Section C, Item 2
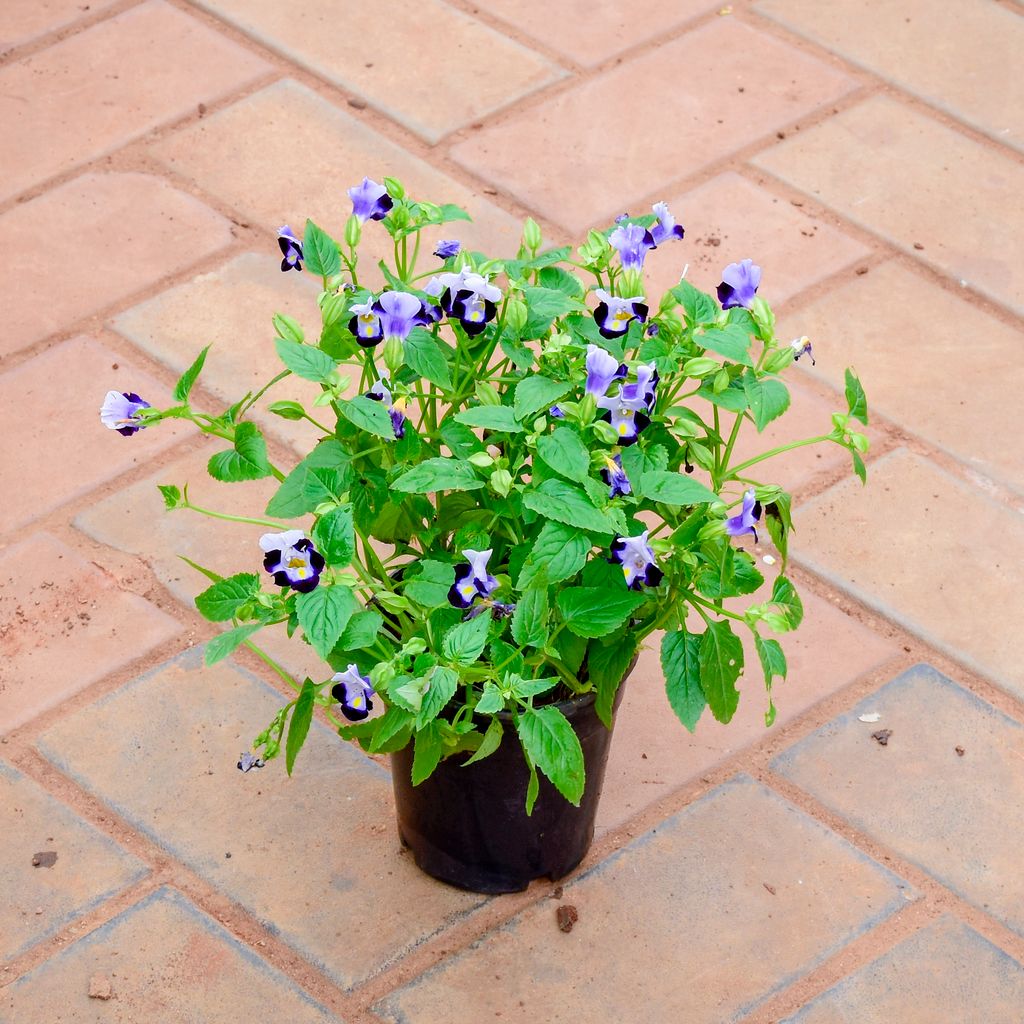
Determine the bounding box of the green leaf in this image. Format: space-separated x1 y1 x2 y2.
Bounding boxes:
619 444 668 482
392 457 484 494
285 679 316 776
500 335 535 371
439 420 484 459
516 706 585 806
556 587 645 638
436 202 472 224
442 613 490 666
463 717 504 766
661 630 705 732
265 441 352 518
591 634 639 729
404 560 455 608
195 573 260 622
312 505 355 567
636 470 719 506
697 377 749 413
274 338 338 383
670 280 719 326
511 585 549 648
417 667 458 727
366 705 414 753
517 521 591 591
695 324 753 365
844 368 868 425
743 373 791 432
513 376 571 421
204 622 263 666
296 585 357 660
404 327 452 389
699 620 743 724
172 345 210 402
267 400 306 421
536 427 590 483
522 285 582 337
303 218 341 278
411 721 444 785
337 395 396 438
537 266 585 299
475 682 505 715
522 479 615 536
158 484 183 509
453 405 523 433
755 634 787 687
525 763 540 815
334 609 383 653
851 448 867 484
207 423 272 482
771 576 804 631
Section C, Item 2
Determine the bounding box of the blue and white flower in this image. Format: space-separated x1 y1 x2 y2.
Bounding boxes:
610 531 663 590
331 664 376 721
618 361 658 411
596 385 650 444
348 299 384 347
277 225 304 272
366 378 407 439
448 548 498 610
592 289 648 340
436 269 502 337
375 290 429 344
791 336 815 364
724 488 762 543
259 530 325 593
348 177 393 222
100 391 151 436
237 752 265 773
585 343 627 399
717 259 762 310
600 453 632 498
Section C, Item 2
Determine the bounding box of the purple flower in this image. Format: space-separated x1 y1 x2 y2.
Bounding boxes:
596 385 650 444
374 290 429 344
717 259 762 310
646 323 660 337
648 202 685 246
259 530 325 593
601 454 631 498
100 391 151 436
609 222 655 271
448 548 498 610
724 488 762 543
433 239 461 259
549 405 565 418
237 752 265 773
331 664 376 721
348 177 393 222
366 378 407 439
618 362 658 412
348 300 384 347
277 225 304 272
610 531 663 590
437 269 502 337
585 344 627 399
791 336 815 365
592 289 648 340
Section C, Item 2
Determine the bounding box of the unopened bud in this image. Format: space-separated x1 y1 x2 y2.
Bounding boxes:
750 296 775 338
505 296 528 333
762 347 795 374
272 312 304 344
490 468 513 497
682 356 720 378
522 217 542 252
592 419 619 444
468 451 495 469
383 336 405 376
383 177 405 201
344 214 362 249
475 382 501 407
579 393 597 424
712 368 730 393
389 205 410 230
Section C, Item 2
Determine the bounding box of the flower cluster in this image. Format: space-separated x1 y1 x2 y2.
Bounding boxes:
104 175 869 801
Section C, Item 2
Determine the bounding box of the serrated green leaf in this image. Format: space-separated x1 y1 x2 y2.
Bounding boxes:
274 338 338 383
439 419 484 459
453 405 523 433
511 585 548 648
392 457 484 494
303 218 341 278
522 479 615 536
207 422 272 482
516 706 585 806
536 427 590 483
513 376 571 421
637 470 719 506
416 666 458 727
442 613 490 666
590 634 638 729
463 716 504 766
525 762 540 815
844 368 868 425
285 679 316 776
296 585 357 660
204 622 263 666
404 560 456 608
851 448 867 484
522 285 583 337
157 484 183 509
312 505 354 567
699 620 743 724
556 587 645 638
367 705 415 753
771 575 804 630
537 266 585 299
265 441 352 518
475 681 505 715
195 572 260 622
742 372 790 431
695 324 753 365
404 327 452 389
411 721 444 785
662 629 705 732
332 609 383 654
671 280 719 326
517 521 591 591
173 345 210 402
754 634 787 687
337 395 396 438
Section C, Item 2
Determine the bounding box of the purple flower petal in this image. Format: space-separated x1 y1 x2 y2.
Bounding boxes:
724 488 761 542
609 222 655 271
259 530 324 591
331 664 376 721
609 531 661 590
648 202 685 247
100 390 151 435
433 239 461 259
717 259 762 310
347 177 393 222
277 225 304 272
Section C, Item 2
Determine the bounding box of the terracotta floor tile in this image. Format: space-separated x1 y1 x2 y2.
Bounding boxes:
0 0 119 50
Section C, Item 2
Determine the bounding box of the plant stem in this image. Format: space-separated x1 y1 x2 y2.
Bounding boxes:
184 503 293 530
726 434 834 476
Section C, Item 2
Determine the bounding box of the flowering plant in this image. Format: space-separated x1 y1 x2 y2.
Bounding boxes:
102 177 869 811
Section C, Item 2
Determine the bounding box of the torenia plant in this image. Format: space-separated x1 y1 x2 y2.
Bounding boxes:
101 177 869 811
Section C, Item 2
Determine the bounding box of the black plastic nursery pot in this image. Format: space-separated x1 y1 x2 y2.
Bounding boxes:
390 661 635 894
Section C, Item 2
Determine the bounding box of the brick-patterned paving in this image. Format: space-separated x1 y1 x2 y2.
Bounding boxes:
1 1 1022 1020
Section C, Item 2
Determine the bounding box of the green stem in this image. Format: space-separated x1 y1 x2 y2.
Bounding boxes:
183 503 293 530
726 434 834 477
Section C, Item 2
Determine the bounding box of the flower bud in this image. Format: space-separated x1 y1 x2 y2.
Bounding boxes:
712 368 730 393
850 431 870 454
750 296 776 339
383 177 405 200
490 468 513 496
578 393 597 424
344 214 362 249
762 347 795 374
389 204 410 230
682 356 720 378
475 381 501 407
504 296 528 334
401 638 427 657
522 217 543 252
263 739 280 759
687 441 714 470
272 312 304 344
468 451 495 468
592 419 619 444
697 519 726 541
383 336 405 376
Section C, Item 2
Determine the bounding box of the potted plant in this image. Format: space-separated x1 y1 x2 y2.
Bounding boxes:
101 176 869 894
